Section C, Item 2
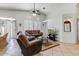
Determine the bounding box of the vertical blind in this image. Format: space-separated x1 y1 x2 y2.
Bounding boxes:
24 20 42 30
0 21 16 39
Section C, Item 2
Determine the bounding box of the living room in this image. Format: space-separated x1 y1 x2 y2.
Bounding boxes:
1 2 79 56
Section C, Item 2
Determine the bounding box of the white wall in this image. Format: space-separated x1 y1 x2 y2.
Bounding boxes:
47 3 77 43
0 10 46 38
0 11 26 34
41 22 48 36
62 14 77 43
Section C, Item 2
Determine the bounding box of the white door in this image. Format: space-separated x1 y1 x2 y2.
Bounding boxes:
77 19 79 42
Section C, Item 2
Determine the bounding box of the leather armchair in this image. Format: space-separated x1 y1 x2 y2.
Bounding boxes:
17 34 43 56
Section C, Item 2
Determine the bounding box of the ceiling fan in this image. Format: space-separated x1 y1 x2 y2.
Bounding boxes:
32 3 41 16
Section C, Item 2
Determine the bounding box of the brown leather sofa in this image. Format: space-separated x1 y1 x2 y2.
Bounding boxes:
17 34 43 56
25 30 43 37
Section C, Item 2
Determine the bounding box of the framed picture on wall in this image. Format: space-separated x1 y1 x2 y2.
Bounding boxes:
64 20 71 32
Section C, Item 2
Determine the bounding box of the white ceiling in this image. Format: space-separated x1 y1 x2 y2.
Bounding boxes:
0 3 64 15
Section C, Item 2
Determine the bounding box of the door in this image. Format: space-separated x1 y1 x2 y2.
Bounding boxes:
77 19 79 43
3 20 16 41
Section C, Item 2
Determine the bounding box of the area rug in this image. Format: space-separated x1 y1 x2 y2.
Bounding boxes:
41 40 60 51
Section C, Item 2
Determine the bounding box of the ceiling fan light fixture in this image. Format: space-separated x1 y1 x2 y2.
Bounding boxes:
32 13 36 16
32 3 40 16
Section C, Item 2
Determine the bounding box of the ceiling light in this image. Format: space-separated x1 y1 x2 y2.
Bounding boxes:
32 13 36 16
0 17 15 21
42 20 48 22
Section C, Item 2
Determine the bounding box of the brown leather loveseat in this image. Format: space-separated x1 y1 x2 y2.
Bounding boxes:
25 30 43 37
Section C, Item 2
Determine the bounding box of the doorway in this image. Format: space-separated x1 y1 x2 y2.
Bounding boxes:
0 18 16 41
4 20 16 39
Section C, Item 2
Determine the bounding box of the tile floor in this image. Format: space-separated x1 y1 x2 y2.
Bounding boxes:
0 39 23 56
1 39 79 56
35 43 79 56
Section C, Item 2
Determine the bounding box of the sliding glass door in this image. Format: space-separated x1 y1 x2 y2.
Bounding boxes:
24 20 42 31
0 20 16 41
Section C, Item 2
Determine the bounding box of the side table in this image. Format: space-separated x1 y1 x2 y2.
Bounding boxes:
42 36 48 46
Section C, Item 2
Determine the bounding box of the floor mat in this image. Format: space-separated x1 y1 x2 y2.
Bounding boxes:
41 40 60 51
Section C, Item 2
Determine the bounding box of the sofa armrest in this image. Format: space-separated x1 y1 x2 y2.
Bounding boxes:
29 39 42 46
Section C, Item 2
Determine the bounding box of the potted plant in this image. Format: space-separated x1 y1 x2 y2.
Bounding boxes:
48 29 58 41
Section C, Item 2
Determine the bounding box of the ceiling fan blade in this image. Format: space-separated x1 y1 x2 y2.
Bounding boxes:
32 3 43 16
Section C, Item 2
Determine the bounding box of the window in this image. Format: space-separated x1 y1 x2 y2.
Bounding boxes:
24 20 42 30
